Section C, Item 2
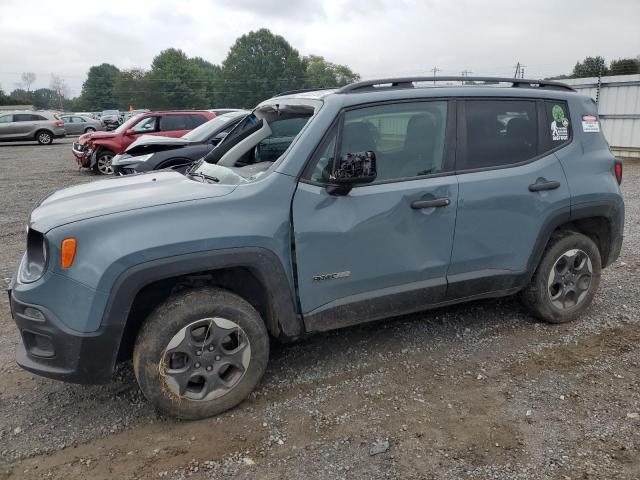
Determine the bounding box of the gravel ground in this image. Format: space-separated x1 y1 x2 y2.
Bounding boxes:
0 138 638 480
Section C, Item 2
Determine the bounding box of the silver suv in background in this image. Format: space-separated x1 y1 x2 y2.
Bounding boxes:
59 114 105 135
0 111 66 145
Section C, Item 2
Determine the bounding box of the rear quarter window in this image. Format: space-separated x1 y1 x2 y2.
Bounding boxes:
544 100 572 149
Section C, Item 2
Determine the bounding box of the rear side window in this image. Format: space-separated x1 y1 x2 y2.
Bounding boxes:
189 114 208 128
0 115 12 123
544 100 572 148
14 114 33 122
462 99 538 170
31 114 47 121
161 115 191 131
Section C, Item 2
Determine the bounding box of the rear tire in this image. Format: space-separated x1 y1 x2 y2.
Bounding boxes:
35 130 53 145
94 149 115 175
521 230 601 323
133 287 270 420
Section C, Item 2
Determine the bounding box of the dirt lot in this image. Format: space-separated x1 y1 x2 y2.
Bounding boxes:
0 138 638 480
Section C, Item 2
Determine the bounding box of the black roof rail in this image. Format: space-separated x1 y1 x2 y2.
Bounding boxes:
335 76 575 93
273 87 337 97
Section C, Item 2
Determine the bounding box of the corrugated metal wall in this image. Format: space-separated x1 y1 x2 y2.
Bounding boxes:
563 74 640 158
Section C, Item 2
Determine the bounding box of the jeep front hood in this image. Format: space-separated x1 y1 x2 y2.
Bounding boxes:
30 171 236 232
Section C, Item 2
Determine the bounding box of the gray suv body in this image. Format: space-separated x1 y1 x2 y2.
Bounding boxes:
0 110 65 144
9 77 624 419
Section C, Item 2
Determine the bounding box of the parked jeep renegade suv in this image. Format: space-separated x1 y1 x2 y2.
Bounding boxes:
9 77 624 419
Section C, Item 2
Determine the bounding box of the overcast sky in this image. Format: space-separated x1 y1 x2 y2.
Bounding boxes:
1 0 638 96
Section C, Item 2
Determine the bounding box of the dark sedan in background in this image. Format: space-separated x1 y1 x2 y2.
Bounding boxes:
111 110 248 175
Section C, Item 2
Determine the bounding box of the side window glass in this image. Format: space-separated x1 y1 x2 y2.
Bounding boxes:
463 100 538 169
545 101 571 147
190 115 207 128
0 115 12 123
73 116 85 123
339 101 448 182
14 114 32 122
161 115 190 131
309 128 337 183
31 115 46 121
132 116 157 132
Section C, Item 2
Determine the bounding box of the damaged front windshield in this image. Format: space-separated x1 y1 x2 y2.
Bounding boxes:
187 103 315 185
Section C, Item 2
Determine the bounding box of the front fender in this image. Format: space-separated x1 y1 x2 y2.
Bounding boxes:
102 247 302 341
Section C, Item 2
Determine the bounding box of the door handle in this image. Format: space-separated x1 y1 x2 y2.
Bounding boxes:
529 180 560 192
411 198 450 209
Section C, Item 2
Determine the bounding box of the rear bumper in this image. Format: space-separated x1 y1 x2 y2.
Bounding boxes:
9 289 120 384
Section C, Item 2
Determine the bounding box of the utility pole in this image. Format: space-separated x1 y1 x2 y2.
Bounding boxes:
431 66 440 84
514 62 520 78
461 70 472 85
520 65 526 79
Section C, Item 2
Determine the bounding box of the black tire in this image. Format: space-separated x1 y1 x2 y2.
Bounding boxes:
84 127 96 133
94 149 115 175
133 287 270 420
35 130 53 145
521 230 601 323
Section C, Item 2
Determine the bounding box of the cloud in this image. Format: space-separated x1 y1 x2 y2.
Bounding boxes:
0 0 638 97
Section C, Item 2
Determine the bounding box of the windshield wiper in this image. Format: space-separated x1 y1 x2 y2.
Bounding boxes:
187 171 219 183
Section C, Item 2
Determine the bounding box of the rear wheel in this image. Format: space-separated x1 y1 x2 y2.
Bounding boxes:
94 149 115 175
84 127 96 133
522 231 601 323
133 287 270 419
35 130 53 145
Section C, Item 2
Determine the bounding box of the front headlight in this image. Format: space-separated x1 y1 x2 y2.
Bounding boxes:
19 228 48 283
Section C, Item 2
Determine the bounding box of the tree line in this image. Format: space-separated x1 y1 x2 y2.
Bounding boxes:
548 55 640 79
0 29 360 111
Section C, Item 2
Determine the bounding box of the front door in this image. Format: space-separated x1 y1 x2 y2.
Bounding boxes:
292 100 459 331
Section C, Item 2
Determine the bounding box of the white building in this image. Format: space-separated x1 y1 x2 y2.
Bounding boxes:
563 74 640 159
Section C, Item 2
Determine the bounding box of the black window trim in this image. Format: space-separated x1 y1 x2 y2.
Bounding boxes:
455 96 574 175
299 97 457 187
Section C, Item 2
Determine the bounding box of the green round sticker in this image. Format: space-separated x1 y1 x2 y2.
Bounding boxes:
552 105 565 123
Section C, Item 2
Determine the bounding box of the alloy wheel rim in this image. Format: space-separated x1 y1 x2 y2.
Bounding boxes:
97 155 114 174
39 132 51 143
547 248 593 310
160 317 251 402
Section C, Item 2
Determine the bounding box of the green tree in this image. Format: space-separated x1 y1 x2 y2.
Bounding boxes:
8 88 32 105
32 88 57 109
220 29 306 108
79 63 120 110
114 68 151 110
572 56 608 78
147 49 209 109
303 55 360 88
609 57 640 75
191 56 222 107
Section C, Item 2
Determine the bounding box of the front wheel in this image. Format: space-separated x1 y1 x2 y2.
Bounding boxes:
133 288 270 419
84 127 96 133
521 231 601 323
94 149 115 175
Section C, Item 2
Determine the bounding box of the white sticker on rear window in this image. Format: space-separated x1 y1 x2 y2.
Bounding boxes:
582 115 600 132
551 105 569 141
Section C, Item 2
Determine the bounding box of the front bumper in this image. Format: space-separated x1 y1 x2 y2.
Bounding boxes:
9 289 121 384
72 142 91 167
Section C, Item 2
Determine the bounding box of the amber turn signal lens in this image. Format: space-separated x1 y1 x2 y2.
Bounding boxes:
61 238 77 269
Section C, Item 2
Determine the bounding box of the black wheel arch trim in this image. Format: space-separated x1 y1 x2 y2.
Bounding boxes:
103 247 303 360
526 199 623 279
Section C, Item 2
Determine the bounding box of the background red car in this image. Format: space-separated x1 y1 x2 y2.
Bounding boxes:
72 110 215 174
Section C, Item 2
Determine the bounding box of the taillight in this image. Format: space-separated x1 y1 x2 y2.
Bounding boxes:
54 120 64 127
614 160 623 185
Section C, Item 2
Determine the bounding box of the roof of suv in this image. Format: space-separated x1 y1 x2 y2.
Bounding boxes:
272 76 578 104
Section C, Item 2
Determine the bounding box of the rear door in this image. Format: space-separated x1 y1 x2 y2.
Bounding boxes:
292 99 459 330
11 113 35 138
447 98 571 298
159 114 193 138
